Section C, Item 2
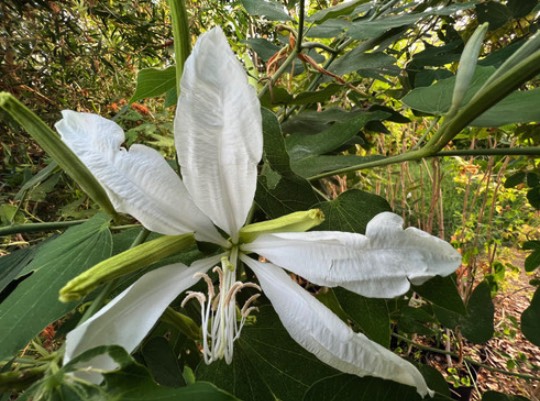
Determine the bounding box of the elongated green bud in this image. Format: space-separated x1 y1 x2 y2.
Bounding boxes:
60 233 195 302
239 209 325 243
167 0 191 93
449 23 489 115
0 93 116 216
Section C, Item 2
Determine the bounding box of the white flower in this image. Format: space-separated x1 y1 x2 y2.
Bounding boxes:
56 27 461 397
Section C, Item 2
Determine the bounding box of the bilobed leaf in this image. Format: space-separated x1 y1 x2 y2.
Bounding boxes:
521 287 540 346
0 214 112 360
130 66 177 104
241 0 292 21
334 288 391 347
313 189 391 233
197 305 337 401
244 38 281 62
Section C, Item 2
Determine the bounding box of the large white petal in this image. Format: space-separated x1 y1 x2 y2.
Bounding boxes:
63 254 223 383
175 27 262 240
55 111 225 245
243 256 433 397
242 212 461 298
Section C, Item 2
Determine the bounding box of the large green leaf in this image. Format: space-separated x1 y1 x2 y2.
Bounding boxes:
507 0 537 18
471 88 540 126
521 287 540 346
401 67 495 115
241 0 292 21
0 214 112 360
255 109 320 218
292 154 384 178
523 241 540 272
334 288 391 347
476 1 512 30
302 371 451 401
197 305 337 401
307 0 368 23
130 66 177 104
330 51 397 76
286 111 388 157
313 189 391 233
413 275 466 315
434 281 494 344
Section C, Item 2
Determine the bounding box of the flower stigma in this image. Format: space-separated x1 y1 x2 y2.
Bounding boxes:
181 246 261 364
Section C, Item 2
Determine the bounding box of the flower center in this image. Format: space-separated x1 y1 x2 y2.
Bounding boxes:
182 249 260 364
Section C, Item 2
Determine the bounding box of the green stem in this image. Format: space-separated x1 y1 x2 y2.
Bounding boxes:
296 0 305 54
0 220 88 237
0 365 48 392
393 334 540 381
168 0 191 92
435 147 540 157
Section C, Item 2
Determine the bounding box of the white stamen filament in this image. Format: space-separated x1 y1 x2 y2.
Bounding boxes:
182 248 260 364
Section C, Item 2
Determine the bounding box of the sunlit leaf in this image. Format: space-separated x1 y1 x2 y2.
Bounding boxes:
130 66 177 104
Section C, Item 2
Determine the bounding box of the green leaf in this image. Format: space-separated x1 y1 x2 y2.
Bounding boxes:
313 189 391 233
241 0 292 21
476 1 512 30
504 172 526 188
398 306 437 336
527 186 540 209
287 111 389 157
255 109 320 218
434 281 494 344
401 67 495 115
472 88 540 126
130 66 177 104
334 288 391 347
0 214 112 360
142 336 185 388
525 248 540 272
507 0 537 18
197 306 337 401
244 38 281 62
330 51 397 76
482 391 531 401
302 372 450 401
307 0 368 23
290 84 343 105
414 275 466 315
0 246 37 295
63 345 239 401
521 287 540 346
